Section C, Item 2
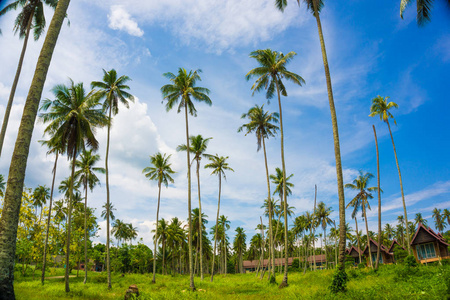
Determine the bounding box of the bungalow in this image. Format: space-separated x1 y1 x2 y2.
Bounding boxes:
410 223 450 264
387 239 405 263
362 238 394 265
346 246 362 265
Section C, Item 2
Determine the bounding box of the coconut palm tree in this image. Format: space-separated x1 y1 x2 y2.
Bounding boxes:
101 202 116 222
91 69 134 289
316 201 333 269
370 95 411 254
238 104 279 279
205 155 234 282
345 171 380 268
233 227 247 274
414 212 428 227
0 0 71 295
384 223 394 241
275 1 347 278
31 185 50 222
177 135 211 280
400 0 449 26
443 209 450 228
39 79 106 292
373 125 382 270
143 152 175 283
246 49 304 287
111 219 127 247
0 174 5 198
161 68 211 290
218 215 231 275
0 0 58 157
191 208 208 276
432 208 447 233
74 149 105 284
152 219 169 275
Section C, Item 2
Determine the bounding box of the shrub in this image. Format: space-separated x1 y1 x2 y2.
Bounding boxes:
329 268 348 293
357 263 365 269
291 258 300 269
393 245 408 263
404 255 418 267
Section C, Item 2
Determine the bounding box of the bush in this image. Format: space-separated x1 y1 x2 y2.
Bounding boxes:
90 275 107 283
357 263 365 269
404 255 418 268
291 258 300 269
393 245 408 263
329 268 348 293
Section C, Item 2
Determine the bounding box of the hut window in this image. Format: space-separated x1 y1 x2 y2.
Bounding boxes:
371 253 383 264
417 243 436 259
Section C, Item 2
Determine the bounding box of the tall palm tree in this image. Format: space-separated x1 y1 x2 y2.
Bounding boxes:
276 1 347 277
161 68 211 290
432 208 447 233
316 201 333 269
397 215 406 246
384 223 394 241
443 209 450 228
238 104 279 279
191 208 208 277
177 135 211 280
142 152 175 283
373 125 382 269
233 227 247 274
74 149 105 284
101 202 116 222
370 95 411 254
218 215 231 275
205 154 234 282
111 219 127 247
152 219 169 275
399 0 449 26
31 185 50 222
246 48 304 287
345 171 379 268
414 212 428 227
39 79 106 292
0 0 58 157
0 0 71 295
91 69 134 289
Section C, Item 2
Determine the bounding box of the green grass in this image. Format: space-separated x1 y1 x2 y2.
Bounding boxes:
14 264 450 299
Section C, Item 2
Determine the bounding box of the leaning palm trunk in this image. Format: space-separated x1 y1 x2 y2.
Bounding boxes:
105 107 112 289
41 152 59 284
362 204 373 268
262 138 275 278
210 174 222 282
65 152 76 292
0 0 71 297
0 14 33 157
386 120 410 254
373 125 382 269
196 159 204 280
184 105 195 291
152 181 161 283
312 1 346 270
83 179 88 284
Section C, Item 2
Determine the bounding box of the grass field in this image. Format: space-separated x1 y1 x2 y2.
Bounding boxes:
14 264 450 299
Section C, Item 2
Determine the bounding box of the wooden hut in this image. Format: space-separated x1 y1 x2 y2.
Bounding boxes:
362 238 393 265
387 239 405 263
410 223 450 263
346 246 362 265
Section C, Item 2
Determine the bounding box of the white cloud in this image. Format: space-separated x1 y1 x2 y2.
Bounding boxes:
108 5 144 37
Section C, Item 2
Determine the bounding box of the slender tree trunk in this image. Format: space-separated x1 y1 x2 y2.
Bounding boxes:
334 222 338 268
259 216 265 279
373 125 382 269
0 13 33 157
324 227 327 269
355 218 362 264
152 181 161 283
386 120 410 254
65 152 76 292
0 0 70 297
210 175 221 282
262 138 275 279
312 1 346 271
105 107 112 289
363 204 373 268
162 240 166 275
83 179 88 284
274 78 289 287
41 152 59 284
196 159 204 280
303 235 308 274
312 185 317 271
184 105 195 291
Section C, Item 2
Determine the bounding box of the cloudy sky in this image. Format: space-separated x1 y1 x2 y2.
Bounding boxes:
0 0 449 248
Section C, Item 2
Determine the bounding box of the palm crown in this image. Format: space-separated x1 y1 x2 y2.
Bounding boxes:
369 95 399 125
143 152 175 187
74 149 105 191
204 155 234 179
177 135 212 164
345 171 380 219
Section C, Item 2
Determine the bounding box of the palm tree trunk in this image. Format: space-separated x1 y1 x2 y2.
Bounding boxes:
312 185 317 271
152 181 161 283
105 107 112 289
386 120 410 254
362 204 373 268
196 159 204 280
184 105 195 291
262 138 274 279
210 174 221 282
41 152 58 285
83 179 88 284
274 77 289 287
354 218 362 264
163 240 166 275
373 125 382 269
65 151 76 292
0 13 33 157
334 223 338 268
324 227 327 269
312 0 346 271
0 1 71 297
259 216 265 279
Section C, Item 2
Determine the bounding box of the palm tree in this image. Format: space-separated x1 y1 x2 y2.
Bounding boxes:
316 201 333 269
142 152 175 283
177 135 211 280
91 68 134 289
432 208 447 233
152 219 169 275
218 215 231 275
0 174 5 198
0 0 58 157
373 125 382 270
414 212 428 227
191 208 208 276
31 185 50 222
238 104 279 279
399 0 449 26
276 1 347 278
161 68 211 290
111 219 127 247
345 171 379 268
0 0 71 295
101 202 116 221
39 79 106 292
125 223 138 245
397 215 406 246
205 155 234 282
370 95 411 254
443 209 450 228
233 227 247 274
74 149 104 284
246 48 304 287
384 223 394 241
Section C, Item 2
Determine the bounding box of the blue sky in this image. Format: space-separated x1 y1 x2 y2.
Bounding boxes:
0 0 449 247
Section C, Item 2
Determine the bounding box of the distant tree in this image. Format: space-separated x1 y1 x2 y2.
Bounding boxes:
101 203 116 222
233 227 247 273
414 212 428 227
316 201 333 269
432 208 447 233
400 0 450 26
31 185 50 222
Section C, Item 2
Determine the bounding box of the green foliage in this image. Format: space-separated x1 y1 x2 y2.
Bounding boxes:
393 244 408 263
404 255 418 267
291 258 299 269
329 269 348 293
269 274 276 284
357 263 365 269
